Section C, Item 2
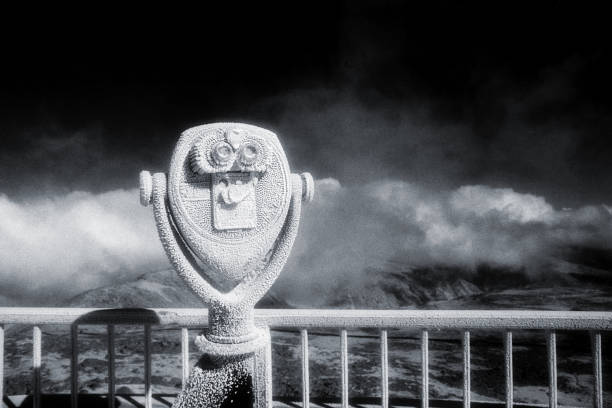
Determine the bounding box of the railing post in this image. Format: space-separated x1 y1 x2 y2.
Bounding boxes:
32 326 41 408
591 331 603 408
381 330 389 408
0 324 4 405
181 327 189 390
504 331 513 408
421 330 429 408
546 331 557 408
462 331 470 408
341 329 349 408
301 329 310 408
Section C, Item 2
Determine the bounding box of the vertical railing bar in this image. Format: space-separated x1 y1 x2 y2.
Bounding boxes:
301 329 310 408
504 331 513 408
181 328 189 389
341 329 348 408
381 330 389 408
463 331 470 408
107 325 115 408
591 331 603 408
33 326 41 408
0 324 4 405
546 331 557 408
421 330 429 408
71 324 79 408
144 325 152 408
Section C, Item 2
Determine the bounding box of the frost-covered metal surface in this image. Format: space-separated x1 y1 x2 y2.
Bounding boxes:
141 124 313 347
139 123 314 407
1 308 611 330
256 309 612 330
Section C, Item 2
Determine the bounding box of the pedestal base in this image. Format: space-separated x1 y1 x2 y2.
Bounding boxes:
172 328 272 408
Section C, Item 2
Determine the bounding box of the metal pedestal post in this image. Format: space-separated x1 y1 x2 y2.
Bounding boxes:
173 327 272 408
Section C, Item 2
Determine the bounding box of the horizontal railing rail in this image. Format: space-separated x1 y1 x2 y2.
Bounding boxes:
0 308 610 408
1 308 611 330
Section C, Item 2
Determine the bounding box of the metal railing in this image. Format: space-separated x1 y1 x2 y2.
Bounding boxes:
0 308 610 408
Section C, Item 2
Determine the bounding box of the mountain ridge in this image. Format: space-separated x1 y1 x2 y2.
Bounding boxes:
10 245 612 310
63 268 293 309
63 266 484 309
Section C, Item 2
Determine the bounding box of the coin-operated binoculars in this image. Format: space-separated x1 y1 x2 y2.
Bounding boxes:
140 123 313 408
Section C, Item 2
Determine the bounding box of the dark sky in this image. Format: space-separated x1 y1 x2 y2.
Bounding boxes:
2 2 612 305
1 1 611 207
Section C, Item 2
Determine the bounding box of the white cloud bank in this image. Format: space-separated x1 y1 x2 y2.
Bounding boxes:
1 180 611 305
0 189 167 304
281 179 612 302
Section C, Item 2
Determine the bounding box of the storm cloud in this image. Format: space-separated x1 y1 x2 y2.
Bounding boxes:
1 178 610 305
279 179 612 303
0 189 167 304
1 2 611 305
